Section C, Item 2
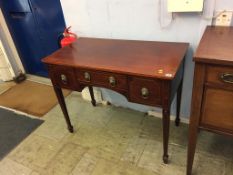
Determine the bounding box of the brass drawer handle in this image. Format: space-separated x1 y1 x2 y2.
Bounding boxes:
220 73 233 84
109 76 116 87
141 87 149 99
84 72 91 82
61 74 67 84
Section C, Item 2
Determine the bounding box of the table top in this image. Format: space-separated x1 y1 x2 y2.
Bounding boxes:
42 38 189 80
195 26 233 65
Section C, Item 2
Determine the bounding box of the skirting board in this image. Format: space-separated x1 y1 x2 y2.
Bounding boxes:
147 110 190 124
26 74 52 86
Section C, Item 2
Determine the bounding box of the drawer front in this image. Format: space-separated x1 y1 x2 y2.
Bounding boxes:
206 65 233 88
201 87 233 132
49 66 77 90
129 78 161 106
76 69 127 90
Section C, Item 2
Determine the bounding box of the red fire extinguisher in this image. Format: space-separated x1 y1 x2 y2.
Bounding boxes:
60 26 77 48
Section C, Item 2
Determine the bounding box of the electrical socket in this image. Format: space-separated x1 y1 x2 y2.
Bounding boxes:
214 11 233 26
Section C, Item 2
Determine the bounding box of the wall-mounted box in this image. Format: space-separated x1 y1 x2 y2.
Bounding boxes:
168 0 204 12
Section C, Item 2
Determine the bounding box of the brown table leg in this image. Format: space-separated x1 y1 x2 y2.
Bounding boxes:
88 86 96 106
175 80 183 126
162 108 170 164
53 86 74 133
186 121 199 175
186 64 205 175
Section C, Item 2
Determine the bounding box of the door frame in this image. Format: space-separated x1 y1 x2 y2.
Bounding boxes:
0 8 25 75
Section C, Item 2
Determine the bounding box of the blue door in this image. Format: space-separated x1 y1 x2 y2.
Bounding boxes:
0 0 66 77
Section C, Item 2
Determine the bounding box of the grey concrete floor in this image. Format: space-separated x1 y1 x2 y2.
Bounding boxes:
0 86 232 175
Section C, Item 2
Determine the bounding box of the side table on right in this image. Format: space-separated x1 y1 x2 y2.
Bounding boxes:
187 26 233 175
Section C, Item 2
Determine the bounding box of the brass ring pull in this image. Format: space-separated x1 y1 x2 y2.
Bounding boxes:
141 87 149 99
109 76 116 87
220 73 233 84
84 72 91 82
61 74 67 84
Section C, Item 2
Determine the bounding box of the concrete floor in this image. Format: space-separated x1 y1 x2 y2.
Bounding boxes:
0 81 232 175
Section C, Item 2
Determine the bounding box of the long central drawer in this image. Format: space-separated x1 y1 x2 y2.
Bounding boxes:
76 69 128 91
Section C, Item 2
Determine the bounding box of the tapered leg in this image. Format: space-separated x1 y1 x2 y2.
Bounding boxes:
53 86 73 133
162 109 170 164
175 80 183 126
186 64 205 175
88 86 96 106
186 123 199 175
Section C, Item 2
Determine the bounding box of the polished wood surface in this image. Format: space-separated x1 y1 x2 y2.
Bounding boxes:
195 26 233 66
129 77 162 106
42 38 188 164
187 64 205 175
48 65 77 90
201 87 233 133
206 65 233 89
187 26 233 175
76 69 128 91
43 38 188 79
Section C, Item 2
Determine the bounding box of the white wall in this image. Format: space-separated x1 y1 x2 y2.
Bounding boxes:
60 0 233 118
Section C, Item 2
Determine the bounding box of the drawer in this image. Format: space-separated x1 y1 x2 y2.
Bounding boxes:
76 69 127 90
201 87 233 132
206 65 233 88
48 66 77 90
129 77 161 106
